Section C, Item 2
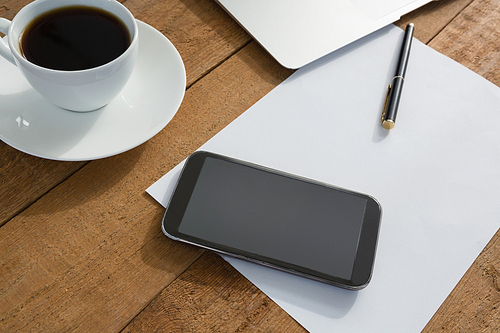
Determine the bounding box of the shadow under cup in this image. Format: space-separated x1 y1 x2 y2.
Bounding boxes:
7 0 138 112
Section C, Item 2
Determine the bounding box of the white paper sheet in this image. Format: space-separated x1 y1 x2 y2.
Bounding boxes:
215 0 431 68
147 25 500 332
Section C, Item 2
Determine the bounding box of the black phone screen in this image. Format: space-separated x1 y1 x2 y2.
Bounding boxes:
162 151 381 289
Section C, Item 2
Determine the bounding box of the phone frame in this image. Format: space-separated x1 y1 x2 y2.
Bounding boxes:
162 151 382 290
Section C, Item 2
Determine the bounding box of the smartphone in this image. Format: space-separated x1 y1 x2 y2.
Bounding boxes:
162 151 382 290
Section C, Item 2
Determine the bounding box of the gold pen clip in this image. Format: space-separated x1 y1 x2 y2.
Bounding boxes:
380 83 392 124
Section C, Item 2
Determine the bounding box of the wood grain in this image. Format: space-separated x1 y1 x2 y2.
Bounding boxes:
0 147 204 332
0 0 250 227
123 252 306 332
429 0 500 86
395 0 474 43
0 147 86 226
424 231 500 331
123 0 252 86
0 0 27 20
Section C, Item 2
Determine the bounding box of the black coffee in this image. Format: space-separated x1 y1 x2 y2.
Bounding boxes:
21 6 131 71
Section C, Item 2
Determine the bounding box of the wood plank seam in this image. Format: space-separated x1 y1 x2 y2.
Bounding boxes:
118 249 206 332
0 162 88 229
187 39 254 89
426 1 475 44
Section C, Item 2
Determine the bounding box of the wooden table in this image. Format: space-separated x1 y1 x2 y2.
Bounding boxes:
1 0 499 331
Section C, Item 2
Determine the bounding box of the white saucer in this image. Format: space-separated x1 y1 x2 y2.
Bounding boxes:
0 20 186 161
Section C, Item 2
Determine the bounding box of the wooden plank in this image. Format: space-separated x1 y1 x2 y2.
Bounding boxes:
424 231 500 331
0 146 86 226
395 0 474 44
0 36 292 333
0 0 29 20
0 0 251 227
123 0 251 86
422 0 500 330
0 149 204 332
123 252 307 332
428 0 500 86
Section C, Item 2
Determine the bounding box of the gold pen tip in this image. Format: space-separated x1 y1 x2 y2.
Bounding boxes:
382 119 395 130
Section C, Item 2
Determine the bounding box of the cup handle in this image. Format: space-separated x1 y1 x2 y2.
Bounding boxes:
0 18 16 66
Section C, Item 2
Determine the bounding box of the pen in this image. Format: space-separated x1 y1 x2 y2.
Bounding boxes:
381 23 414 130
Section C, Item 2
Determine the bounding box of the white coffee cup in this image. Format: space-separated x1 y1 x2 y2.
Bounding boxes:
0 0 138 112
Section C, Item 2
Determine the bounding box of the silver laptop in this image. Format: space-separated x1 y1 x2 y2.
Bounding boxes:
216 0 431 68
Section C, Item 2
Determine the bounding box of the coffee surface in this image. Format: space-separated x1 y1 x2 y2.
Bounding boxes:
21 6 131 71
